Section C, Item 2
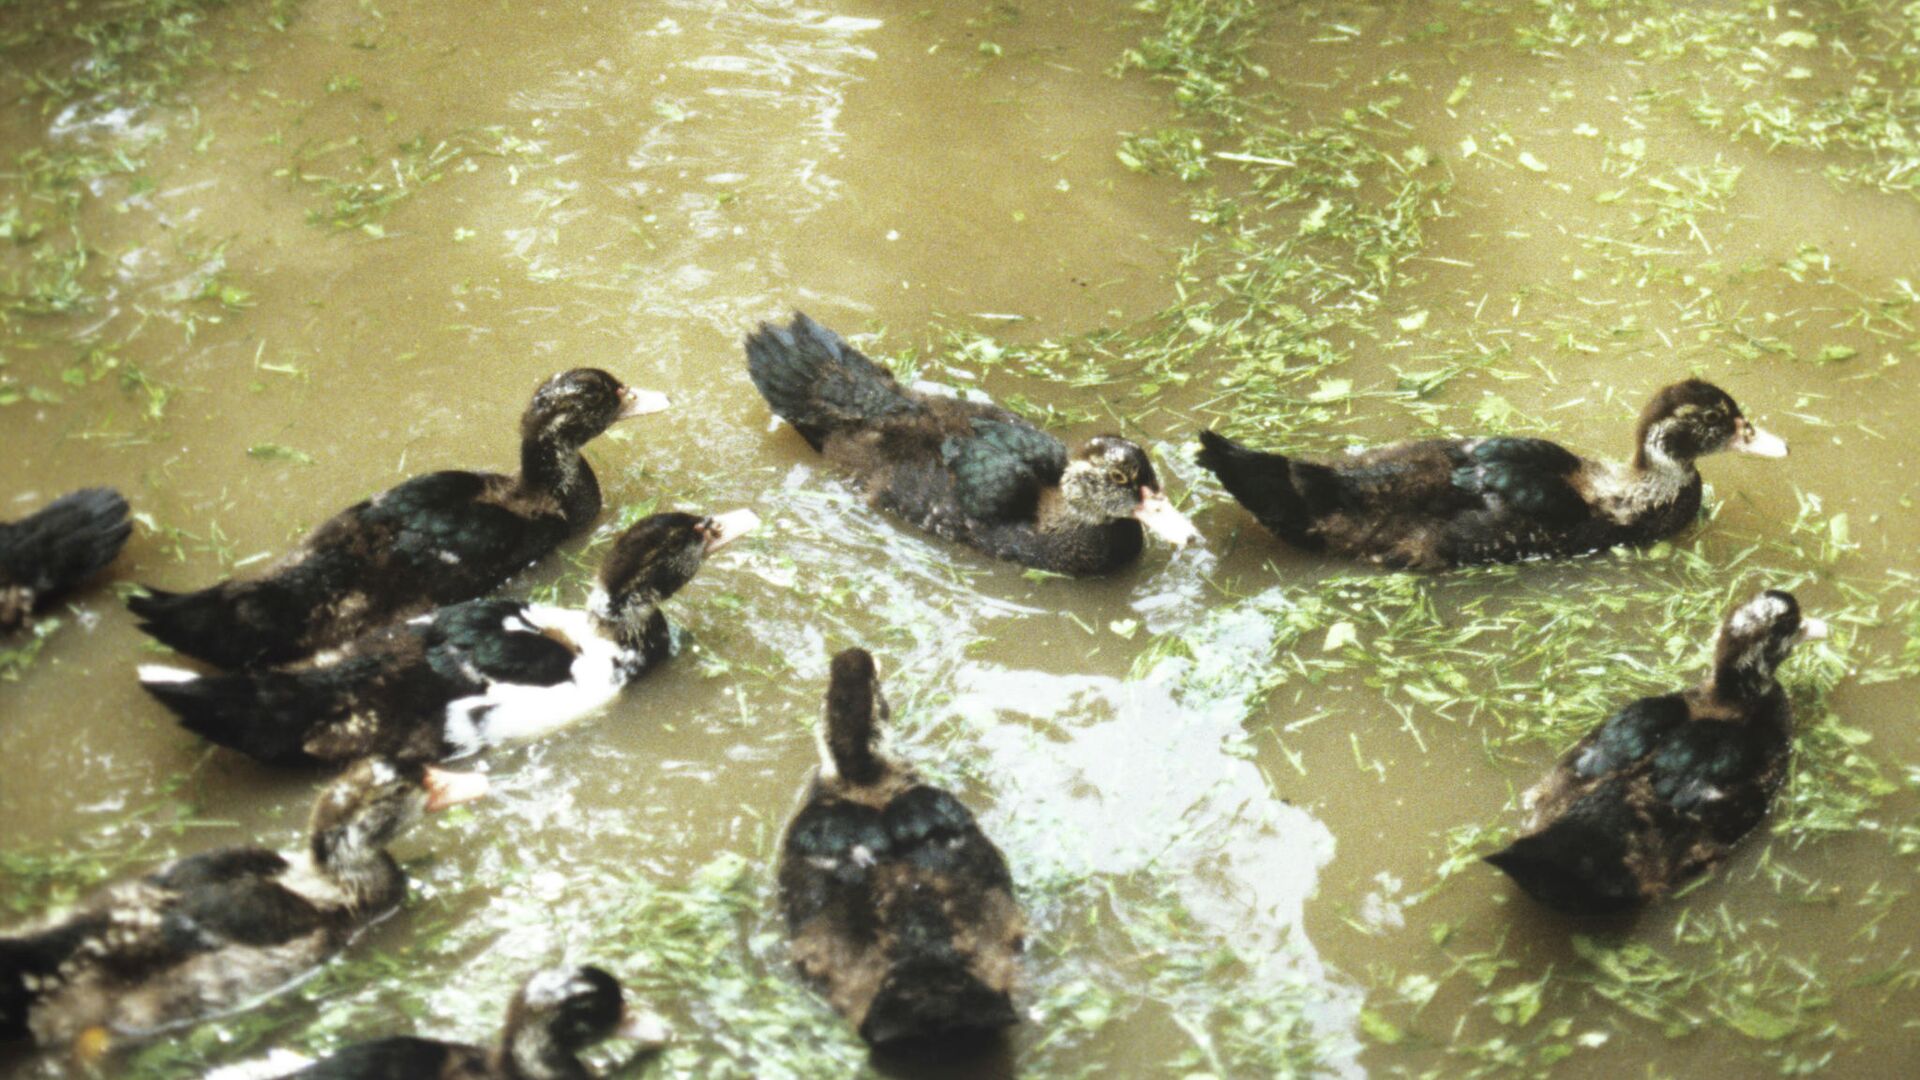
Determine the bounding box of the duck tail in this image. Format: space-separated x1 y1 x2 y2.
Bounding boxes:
1 917 100 1043
138 664 322 766
126 580 302 670
1484 822 1643 916
0 488 132 601
1194 430 1337 547
744 311 916 451
0 939 31 1042
860 955 1019 1050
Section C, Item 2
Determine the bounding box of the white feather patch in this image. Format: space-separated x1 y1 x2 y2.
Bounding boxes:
440 605 636 756
203 1048 316 1080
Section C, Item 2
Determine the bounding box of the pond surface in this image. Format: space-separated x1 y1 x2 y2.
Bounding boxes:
2 1 1917 1077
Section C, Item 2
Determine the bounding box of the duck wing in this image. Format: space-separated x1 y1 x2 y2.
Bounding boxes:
779 795 893 938
862 785 1022 1044
336 470 562 589
1646 702 1790 842
142 850 333 952
940 418 1068 522
422 599 579 688
1449 437 1590 524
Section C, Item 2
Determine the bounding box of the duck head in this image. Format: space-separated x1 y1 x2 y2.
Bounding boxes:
1058 436 1200 547
1632 380 1786 471
823 647 890 785
308 757 488 874
503 966 669 1079
522 368 671 453
590 510 759 641
1711 589 1827 700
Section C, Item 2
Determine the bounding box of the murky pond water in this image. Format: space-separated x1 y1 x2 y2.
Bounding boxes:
3 1 1918 1077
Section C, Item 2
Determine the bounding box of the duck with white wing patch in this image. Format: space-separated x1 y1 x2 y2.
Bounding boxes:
139 509 759 765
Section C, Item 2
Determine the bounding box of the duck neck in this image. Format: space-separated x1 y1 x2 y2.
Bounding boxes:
521 436 602 525
590 593 670 672
496 1026 587 1080
308 829 405 910
1043 463 1112 531
1708 637 1784 708
1597 431 1699 523
826 709 884 786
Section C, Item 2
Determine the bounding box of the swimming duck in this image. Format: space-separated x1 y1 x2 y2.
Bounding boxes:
138 510 758 766
1485 590 1827 915
0 757 487 1053
746 312 1197 576
1195 379 1786 569
205 965 669 1080
778 648 1024 1051
1 488 132 636
128 369 670 669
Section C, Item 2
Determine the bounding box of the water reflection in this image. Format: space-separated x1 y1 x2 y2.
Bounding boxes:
947 587 1363 1074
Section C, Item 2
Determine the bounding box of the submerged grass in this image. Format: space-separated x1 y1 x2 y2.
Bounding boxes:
0 0 289 417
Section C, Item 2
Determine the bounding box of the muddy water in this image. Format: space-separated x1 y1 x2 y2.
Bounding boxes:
2 1 1917 1077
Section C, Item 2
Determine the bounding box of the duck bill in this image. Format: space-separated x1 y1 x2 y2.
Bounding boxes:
617 387 672 420
1795 617 1830 644
1730 419 1787 458
1134 488 1200 548
702 508 762 553
616 1006 673 1047
421 766 490 812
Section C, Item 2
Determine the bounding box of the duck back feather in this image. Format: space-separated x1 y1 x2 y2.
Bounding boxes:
780 784 1023 1049
128 471 575 670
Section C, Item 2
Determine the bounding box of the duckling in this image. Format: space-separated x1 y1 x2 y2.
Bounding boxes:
778 648 1024 1051
205 965 669 1080
1195 379 1786 569
138 510 758 766
745 312 1197 576
1485 590 1827 915
128 369 670 669
0 488 132 636
0 757 487 1052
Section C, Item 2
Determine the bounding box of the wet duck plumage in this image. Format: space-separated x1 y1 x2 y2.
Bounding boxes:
1196 379 1787 569
0 758 487 1052
778 648 1024 1051
1485 590 1827 915
206 965 668 1080
139 510 758 766
127 370 669 669
746 312 1197 576
0 488 131 636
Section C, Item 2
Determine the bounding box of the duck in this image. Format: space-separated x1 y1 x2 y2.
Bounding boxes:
778 648 1024 1051
745 312 1198 576
1 488 132 636
128 369 670 669
138 509 759 766
1485 589 1827 915
1194 379 1787 569
204 965 669 1080
0 757 487 1054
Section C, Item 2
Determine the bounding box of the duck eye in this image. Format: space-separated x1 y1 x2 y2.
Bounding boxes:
1105 467 1127 486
